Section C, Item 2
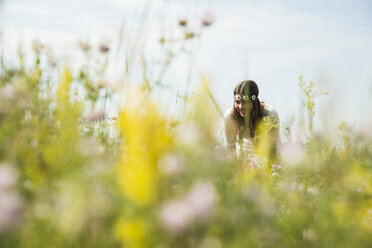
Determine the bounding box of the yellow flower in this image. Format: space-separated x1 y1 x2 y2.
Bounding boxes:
114 217 146 248
116 91 172 206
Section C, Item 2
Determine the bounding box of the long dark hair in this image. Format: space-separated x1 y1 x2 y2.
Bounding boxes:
232 80 263 140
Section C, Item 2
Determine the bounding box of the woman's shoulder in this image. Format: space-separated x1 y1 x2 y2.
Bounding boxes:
262 103 279 119
224 107 234 120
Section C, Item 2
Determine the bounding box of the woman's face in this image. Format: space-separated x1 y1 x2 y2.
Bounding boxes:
234 94 253 117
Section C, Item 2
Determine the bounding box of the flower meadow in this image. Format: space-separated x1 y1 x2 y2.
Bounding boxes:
1 15 372 248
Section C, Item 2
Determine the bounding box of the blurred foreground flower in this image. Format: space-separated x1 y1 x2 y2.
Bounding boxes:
186 181 217 219
281 142 305 167
85 109 106 123
157 152 185 175
114 218 146 248
99 43 110 53
78 41 91 53
176 123 201 145
117 99 172 206
201 11 215 27
0 164 22 233
0 164 17 190
178 19 187 27
160 181 217 233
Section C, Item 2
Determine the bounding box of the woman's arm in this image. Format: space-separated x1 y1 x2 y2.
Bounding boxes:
223 113 237 155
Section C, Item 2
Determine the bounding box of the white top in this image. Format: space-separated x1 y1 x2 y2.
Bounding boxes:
222 103 280 154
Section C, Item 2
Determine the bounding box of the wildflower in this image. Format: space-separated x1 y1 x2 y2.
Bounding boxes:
115 217 146 248
271 172 279 177
160 200 193 232
0 164 17 190
32 40 44 54
201 11 215 27
99 43 110 53
158 153 185 175
178 19 187 27
159 36 165 44
186 181 217 219
281 142 305 167
117 97 173 206
85 110 106 123
0 164 22 233
78 41 91 53
159 181 217 233
185 31 195 39
0 192 22 232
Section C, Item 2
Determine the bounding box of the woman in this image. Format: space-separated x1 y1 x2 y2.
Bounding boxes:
223 80 280 158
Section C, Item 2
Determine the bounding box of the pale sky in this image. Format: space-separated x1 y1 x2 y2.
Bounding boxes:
1 0 371 135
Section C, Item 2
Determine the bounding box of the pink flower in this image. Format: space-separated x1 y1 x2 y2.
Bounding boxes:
160 200 193 233
0 164 22 233
0 164 17 191
159 181 217 233
201 11 215 27
85 110 106 123
99 44 110 53
186 181 216 219
158 153 185 175
0 192 22 232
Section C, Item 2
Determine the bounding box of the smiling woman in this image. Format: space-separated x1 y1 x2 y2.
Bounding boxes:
223 80 280 158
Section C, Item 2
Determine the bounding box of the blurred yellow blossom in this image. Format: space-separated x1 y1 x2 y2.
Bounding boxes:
115 217 146 248
116 90 172 206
